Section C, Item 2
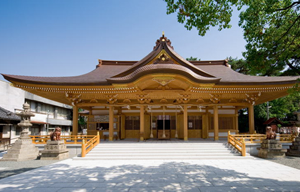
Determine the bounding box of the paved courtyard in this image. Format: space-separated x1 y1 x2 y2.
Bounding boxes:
0 157 300 192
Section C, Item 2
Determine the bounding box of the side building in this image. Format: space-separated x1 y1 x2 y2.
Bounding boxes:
0 80 73 143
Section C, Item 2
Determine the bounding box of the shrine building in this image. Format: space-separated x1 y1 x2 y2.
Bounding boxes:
2 35 299 141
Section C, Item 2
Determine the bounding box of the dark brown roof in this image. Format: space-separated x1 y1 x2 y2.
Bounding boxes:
110 35 216 79
263 117 284 125
198 65 299 85
107 64 220 84
31 120 49 124
2 65 131 86
0 106 20 121
2 35 300 86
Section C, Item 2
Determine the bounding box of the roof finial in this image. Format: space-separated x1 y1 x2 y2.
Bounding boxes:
162 31 165 37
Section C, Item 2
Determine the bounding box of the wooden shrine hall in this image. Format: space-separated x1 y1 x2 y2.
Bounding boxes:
2 35 299 141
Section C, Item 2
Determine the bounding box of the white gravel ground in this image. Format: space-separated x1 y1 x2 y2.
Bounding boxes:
0 150 299 181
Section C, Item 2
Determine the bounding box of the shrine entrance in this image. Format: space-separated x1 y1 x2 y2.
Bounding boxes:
157 115 171 139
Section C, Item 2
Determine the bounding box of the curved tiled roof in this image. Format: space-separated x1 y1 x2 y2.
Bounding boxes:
107 64 220 84
198 65 299 85
2 65 132 86
0 106 20 121
111 35 216 79
2 35 300 86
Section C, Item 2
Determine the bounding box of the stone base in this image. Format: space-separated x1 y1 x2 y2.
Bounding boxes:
286 137 300 157
1 135 39 161
258 139 286 159
40 140 69 160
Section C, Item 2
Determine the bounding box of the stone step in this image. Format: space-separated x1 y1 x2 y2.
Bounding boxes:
73 141 252 160
74 155 253 160
88 150 231 154
86 152 235 157
92 144 228 148
92 145 227 148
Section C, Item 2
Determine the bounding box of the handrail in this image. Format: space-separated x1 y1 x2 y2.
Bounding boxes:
30 135 97 144
232 133 296 143
227 131 296 156
81 132 100 157
228 131 246 156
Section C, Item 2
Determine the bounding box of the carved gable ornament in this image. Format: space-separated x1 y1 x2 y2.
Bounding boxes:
153 53 174 64
148 50 177 65
152 77 175 90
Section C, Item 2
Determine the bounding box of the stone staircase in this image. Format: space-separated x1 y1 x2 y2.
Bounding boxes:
74 140 254 160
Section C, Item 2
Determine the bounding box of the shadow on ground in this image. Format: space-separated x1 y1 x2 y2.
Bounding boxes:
0 160 299 192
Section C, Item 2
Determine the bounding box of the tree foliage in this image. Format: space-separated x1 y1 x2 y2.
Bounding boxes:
78 108 87 130
186 56 201 61
227 57 300 132
165 0 300 75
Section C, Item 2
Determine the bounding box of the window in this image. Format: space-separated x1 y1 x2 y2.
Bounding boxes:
188 116 202 129
16 126 22 135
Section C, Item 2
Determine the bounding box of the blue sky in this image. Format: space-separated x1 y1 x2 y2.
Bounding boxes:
0 0 245 80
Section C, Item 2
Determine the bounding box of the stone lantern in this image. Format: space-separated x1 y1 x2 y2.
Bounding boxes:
1 102 39 161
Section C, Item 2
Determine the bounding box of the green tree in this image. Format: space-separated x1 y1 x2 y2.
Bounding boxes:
227 57 253 75
186 56 201 61
228 57 300 132
165 0 300 75
78 108 87 131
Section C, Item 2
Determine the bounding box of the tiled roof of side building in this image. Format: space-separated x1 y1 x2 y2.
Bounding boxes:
0 106 21 121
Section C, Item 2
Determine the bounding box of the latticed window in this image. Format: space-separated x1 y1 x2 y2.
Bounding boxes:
125 116 140 130
210 116 233 130
219 117 233 129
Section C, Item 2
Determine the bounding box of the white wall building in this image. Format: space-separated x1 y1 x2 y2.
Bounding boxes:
0 80 72 143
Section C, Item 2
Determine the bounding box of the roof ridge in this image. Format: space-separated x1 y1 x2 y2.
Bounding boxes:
109 35 217 79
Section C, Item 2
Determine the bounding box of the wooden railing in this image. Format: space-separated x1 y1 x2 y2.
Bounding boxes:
232 133 296 144
227 131 296 156
30 135 97 144
231 133 266 144
228 131 246 156
81 132 100 157
30 133 101 157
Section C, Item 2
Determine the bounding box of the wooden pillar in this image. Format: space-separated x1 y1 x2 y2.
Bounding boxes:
235 108 239 133
140 105 144 141
202 114 209 139
248 105 255 134
72 105 78 135
183 105 188 141
213 105 219 141
109 106 114 141
144 114 150 139
121 114 125 139
177 114 184 139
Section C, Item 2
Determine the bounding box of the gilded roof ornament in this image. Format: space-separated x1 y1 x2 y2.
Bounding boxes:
153 34 174 50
